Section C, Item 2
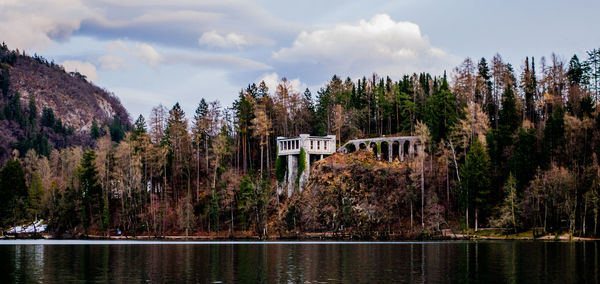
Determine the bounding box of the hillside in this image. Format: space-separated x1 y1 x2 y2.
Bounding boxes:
280 150 435 237
0 44 129 163
6 52 129 130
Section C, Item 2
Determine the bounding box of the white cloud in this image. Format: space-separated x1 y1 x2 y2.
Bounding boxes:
98 54 127 70
98 39 271 71
168 54 272 71
272 14 460 77
97 40 162 69
257 72 306 94
198 30 249 49
0 0 94 50
134 43 163 67
62 60 99 82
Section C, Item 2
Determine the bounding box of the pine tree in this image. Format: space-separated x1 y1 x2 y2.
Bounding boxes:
41 107 56 128
133 114 147 138
523 57 538 123
477 58 494 127
28 95 38 132
109 115 125 142
27 172 44 222
499 85 520 134
460 137 491 231
5 91 25 126
508 128 538 189
78 150 103 232
567 54 584 86
425 78 458 142
0 159 28 228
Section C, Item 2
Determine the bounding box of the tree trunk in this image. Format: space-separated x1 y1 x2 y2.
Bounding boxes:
544 202 548 233
583 199 587 236
410 201 413 232
466 207 469 234
446 163 450 217
475 209 478 232
230 200 234 238
421 157 425 228
511 196 517 233
266 136 270 176
448 140 461 183
196 141 200 202
260 144 264 177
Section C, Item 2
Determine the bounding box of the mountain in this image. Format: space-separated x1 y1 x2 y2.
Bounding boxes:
0 43 130 163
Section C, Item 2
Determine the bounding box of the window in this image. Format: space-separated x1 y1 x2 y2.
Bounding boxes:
324 141 327 150
317 141 320 150
311 141 313 149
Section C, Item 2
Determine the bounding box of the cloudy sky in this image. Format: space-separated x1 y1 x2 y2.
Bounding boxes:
1 0 598 120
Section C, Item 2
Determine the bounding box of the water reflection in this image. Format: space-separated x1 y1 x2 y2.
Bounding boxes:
0 241 598 283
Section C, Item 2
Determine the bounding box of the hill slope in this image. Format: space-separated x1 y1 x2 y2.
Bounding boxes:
0 44 130 163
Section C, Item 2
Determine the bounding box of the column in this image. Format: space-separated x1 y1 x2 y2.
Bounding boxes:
400 140 404 162
388 141 393 162
299 151 310 192
287 155 298 196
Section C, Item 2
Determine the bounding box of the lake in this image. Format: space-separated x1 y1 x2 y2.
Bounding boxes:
0 240 598 283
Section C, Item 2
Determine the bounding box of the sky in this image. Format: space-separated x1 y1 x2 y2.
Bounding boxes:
1 0 599 121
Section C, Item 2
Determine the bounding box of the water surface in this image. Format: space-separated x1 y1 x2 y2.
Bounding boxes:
0 240 598 283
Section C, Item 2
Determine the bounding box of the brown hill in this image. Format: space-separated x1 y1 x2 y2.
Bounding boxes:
0 44 129 163
8 55 129 131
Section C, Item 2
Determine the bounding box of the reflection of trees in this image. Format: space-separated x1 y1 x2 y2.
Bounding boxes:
0 243 597 282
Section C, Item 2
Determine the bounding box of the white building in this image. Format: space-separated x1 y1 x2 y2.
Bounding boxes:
276 134 336 195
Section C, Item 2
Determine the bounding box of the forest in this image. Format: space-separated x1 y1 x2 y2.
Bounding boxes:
1 44 600 239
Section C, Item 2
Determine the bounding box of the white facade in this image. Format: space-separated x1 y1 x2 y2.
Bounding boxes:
277 134 336 156
276 134 336 195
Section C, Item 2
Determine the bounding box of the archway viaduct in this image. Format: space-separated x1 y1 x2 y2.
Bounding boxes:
337 136 422 162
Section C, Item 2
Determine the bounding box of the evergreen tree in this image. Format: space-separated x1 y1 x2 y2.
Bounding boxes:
523 57 538 122
90 119 100 140
543 104 565 166
78 150 103 231
0 159 28 228
460 137 491 230
477 58 494 126
498 85 520 134
233 89 255 172
5 91 25 126
425 78 458 142
314 87 332 136
27 95 38 132
41 107 56 128
27 172 44 221
109 115 125 142
132 114 147 138
508 128 538 190
0 68 9 98
567 54 584 86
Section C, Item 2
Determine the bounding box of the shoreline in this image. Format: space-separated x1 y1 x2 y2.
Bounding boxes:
2 231 599 242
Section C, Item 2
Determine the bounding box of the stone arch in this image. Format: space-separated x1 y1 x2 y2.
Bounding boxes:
345 143 357 153
369 142 378 159
381 141 390 162
403 140 410 160
413 142 419 157
392 141 400 161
